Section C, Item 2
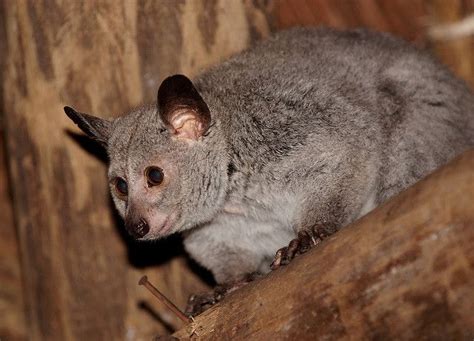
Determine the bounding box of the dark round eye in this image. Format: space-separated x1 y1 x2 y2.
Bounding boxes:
114 177 128 198
145 166 164 187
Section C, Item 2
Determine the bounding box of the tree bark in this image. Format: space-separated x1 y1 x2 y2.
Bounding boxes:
174 150 474 340
0 1 271 339
0 130 26 341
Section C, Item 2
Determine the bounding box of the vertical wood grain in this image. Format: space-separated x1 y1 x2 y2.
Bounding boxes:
0 130 27 340
0 1 271 339
0 2 27 339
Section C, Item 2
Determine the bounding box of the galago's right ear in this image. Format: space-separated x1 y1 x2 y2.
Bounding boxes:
157 74 211 142
64 106 111 147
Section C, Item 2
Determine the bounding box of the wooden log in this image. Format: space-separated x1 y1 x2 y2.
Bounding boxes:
173 150 474 340
0 1 271 339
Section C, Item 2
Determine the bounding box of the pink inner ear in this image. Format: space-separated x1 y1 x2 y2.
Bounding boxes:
169 109 205 140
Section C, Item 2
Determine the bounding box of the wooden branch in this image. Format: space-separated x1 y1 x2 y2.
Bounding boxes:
174 150 474 340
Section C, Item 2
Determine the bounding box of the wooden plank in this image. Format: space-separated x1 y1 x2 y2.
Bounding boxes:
0 1 271 339
174 150 474 340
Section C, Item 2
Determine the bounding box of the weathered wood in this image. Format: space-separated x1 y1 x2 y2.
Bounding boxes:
0 3 26 339
0 1 271 339
174 150 474 340
0 130 26 341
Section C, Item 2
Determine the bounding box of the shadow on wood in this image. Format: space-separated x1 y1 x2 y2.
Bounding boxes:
174 150 474 340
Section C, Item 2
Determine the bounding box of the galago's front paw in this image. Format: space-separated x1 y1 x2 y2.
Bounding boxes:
185 287 227 317
270 225 330 270
185 273 260 317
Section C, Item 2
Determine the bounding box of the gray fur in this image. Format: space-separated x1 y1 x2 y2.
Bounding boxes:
66 27 474 284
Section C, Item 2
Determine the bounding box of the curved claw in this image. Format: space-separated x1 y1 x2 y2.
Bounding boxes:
185 274 259 316
270 225 331 270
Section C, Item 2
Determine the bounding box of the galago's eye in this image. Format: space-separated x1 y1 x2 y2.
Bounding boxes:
114 177 128 198
145 166 164 187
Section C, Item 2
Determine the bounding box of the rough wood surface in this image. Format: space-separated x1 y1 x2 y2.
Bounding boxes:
276 0 474 88
174 150 474 340
0 1 271 339
0 131 26 341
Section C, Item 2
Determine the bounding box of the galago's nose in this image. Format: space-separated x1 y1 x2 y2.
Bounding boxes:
125 217 150 238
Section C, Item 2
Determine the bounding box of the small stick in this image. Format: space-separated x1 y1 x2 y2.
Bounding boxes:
139 275 191 323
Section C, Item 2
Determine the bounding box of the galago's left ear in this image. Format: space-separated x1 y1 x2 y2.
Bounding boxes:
157 74 211 141
64 106 111 147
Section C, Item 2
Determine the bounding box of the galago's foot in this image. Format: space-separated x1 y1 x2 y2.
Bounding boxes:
185 273 260 317
270 225 330 270
185 286 227 317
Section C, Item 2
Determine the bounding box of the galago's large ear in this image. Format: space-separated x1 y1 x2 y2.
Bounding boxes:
157 74 211 141
64 106 111 147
